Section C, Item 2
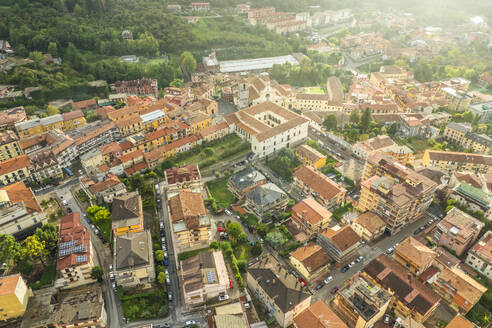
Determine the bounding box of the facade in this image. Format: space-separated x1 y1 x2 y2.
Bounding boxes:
422 150 492 174
317 226 360 263
247 254 311 328
0 155 30 186
293 93 342 111
112 192 144 236
180 250 229 305
21 130 78 168
465 231 492 281
443 122 472 145
15 110 86 138
0 274 31 322
291 198 332 236
393 236 436 276
228 167 266 199
198 122 230 142
295 144 326 169
289 243 331 281
350 211 386 241
443 122 492 153
293 300 348 328
70 120 121 156
450 182 491 213
0 130 23 161
433 207 484 256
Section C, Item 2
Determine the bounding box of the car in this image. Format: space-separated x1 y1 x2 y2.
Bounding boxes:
109 272 114 280
218 294 229 301
290 270 299 278
324 276 333 284
164 251 168 257
316 282 324 290
185 321 196 326
168 292 173 301
384 314 390 324
243 302 250 309
159 222 165 231
164 257 169 266
217 227 226 232
350 261 356 266
162 244 167 251
112 282 117 291
166 276 170 285
414 228 421 235
161 237 166 243
386 247 394 254
229 279 233 288
225 209 232 216
259 237 264 244
109 264 113 271
355 256 363 263
157 202 162 209
66 207 72 213
330 286 339 294
62 199 68 206
90 224 96 230
341 266 349 273
162 324 170 328
298 277 306 285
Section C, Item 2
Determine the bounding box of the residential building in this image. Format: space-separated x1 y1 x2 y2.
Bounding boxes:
393 236 436 276
358 153 437 234
248 7 276 25
0 181 47 239
15 110 86 138
56 212 95 287
433 207 484 256
164 164 201 194
0 106 26 129
465 231 492 280
469 101 492 123
326 76 344 103
291 198 332 236
350 211 386 241
0 155 30 186
289 243 331 281
213 302 249 328
169 190 211 251
441 87 471 111
113 230 155 287
198 121 230 142
352 135 414 165
112 192 144 236
293 300 347 328
295 144 326 169
86 173 127 203
224 101 309 158
110 78 158 97
422 150 492 174
70 120 121 156
334 273 392 328
293 165 346 209
450 182 491 213
317 225 360 263
294 93 342 111
398 115 434 138
228 167 267 199
363 255 441 323
443 122 473 145
433 267 487 313
73 98 97 111
0 130 23 161
180 250 229 305
245 182 288 216
247 254 311 328
28 151 63 184
446 315 478 328
0 274 31 322
443 123 492 153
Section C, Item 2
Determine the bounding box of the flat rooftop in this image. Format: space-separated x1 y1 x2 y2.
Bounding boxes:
219 55 299 73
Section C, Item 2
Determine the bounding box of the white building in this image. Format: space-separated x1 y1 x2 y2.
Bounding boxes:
465 231 492 280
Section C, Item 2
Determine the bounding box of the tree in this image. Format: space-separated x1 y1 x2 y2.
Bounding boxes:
360 108 372 133
29 51 44 68
180 51 196 74
157 272 167 285
34 224 58 254
252 241 263 257
388 123 398 137
169 78 184 88
323 114 337 131
23 235 48 265
48 42 58 57
203 147 214 156
0 234 22 266
155 250 164 262
226 222 243 242
210 241 219 249
46 105 59 116
91 266 103 282
94 208 111 222
266 231 286 248
237 259 247 272
350 108 360 124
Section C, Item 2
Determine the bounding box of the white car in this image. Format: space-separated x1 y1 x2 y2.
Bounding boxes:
185 321 196 326
218 294 229 301
225 209 232 216
324 276 333 284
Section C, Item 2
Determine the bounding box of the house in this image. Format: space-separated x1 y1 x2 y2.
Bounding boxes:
73 98 97 111
0 181 47 240
228 167 267 199
213 302 249 328
352 135 414 165
363 255 441 323
70 120 121 156
247 254 311 328
169 190 211 252
293 165 346 209
450 182 491 213
180 250 229 305
393 236 436 276
0 155 30 186
293 300 347 328
433 207 484 256
112 192 144 236
443 122 472 145
446 315 478 328
28 150 64 184
317 226 360 263
0 274 32 322
334 272 392 328
422 150 492 174
15 110 86 138
245 182 288 216
294 93 342 112
87 173 127 203
289 243 331 281
164 164 201 194
198 121 230 142
465 231 492 281
350 211 386 241
113 230 155 287
295 144 326 169
291 198 332 236
56 212 95 287
0 130 23 161
433 267 487 313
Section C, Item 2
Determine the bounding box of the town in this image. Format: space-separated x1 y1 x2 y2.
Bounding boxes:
0 1 491 328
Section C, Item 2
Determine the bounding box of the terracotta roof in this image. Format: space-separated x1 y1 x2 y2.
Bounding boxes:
353 212 386 233
438 268 487 305
168 190 206 223
294 165 346 202
0 130 18 145
395 236 436 269
145 128 166 141
118 149 143 164
470 231 492 263
290 243 331 273
89 173 123 193
446 315 477 328
0 274 23 296
165 164 201 185
0 154 30 175
199 121 229 137
124 161 148 175
292 197 332 225
426 150 492 166
73 98 96 110
293 300 347 328
61 109 84 121
296 144 325 163
74 121 116 146
99 142 122 156
321 226 360 252
1 181 42 213
56 212 91 271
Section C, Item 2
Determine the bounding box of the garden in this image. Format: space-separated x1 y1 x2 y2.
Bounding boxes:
119 289 168 322
206 177 236 210
86 205 112 242
266 148 301 181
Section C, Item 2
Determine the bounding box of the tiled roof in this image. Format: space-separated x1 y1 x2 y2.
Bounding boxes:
0 154 30 175
292 197 332 225
293 300 347 328
446 315 477 328
73 98 96 110
1 181 42 213
56 212 91 271
294 165 345 202
353 212 386 233
290 243 331 273
296 144 325 163
61 110 84 121
438 267 487 305
89 173 123 193
112 192 142 228
168 190 206 223
114 230 152 270
0 274 23 296
470 231 492 263
426 150 492 166
395 236 436 269
165 164 201 185
321 226 360 252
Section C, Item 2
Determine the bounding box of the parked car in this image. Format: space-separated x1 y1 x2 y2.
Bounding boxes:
298 277 306 285
166 276 170 285
324 276 333 284
168 292 172 301
386 247 394 254
341 266 349 273
229 279 233 288
316 282 324 290
218 294 229 301
66 207 72 213
225 209 232 216
330 286 339 294
161 237 166 244
185 321 196 327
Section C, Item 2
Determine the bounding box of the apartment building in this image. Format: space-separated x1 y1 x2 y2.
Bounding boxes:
180 250 229 305
291 197 332 236
293 165 346 209
441 87 472 111
469 101 492 123
224 101 309 158
164 164 202 194
433 207 484 256
289 243 331 281
0 155 30 186
228 167 266 199
247 254 311 328
247 7 276 25
443 122 492 153
350 211 386 241
0 130 23 161
443 122 472 145
15 110 86 138
198 121 230 142
28 151 63 184
317 225 360 263
0 274 32 322
85 173 127 203
56 212 95 287
110 78 158 97
393 236 436 276
112 192 144 236
363 255 441 323
70 120 121 156
295 144 326 169
352 135 414 165
334 273 392 328
169 190 211 252
423 150 492 174
293 300 347 328
450 182 491 213
293 93 342 111
0 106 26 129
465 231 492 280
358 153 437 234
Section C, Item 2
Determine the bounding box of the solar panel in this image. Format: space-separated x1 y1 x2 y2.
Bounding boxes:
206 270 216 283
76 255 87 263
58 242 86 257
59 240 77 249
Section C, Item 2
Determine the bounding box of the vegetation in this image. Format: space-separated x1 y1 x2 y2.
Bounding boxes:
177 247 210 262
29 264 56 290
266 148 301 181
332 202 353 221
466 288 492 326
206 177 236 209
120 290 168 322
87 205 112 241
91 266 103 282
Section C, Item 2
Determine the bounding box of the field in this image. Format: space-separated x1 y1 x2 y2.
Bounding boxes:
304 86 326 94
206 177 236 209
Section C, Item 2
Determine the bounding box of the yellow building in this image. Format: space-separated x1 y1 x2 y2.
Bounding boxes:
140 109 168 132
0 155 31 186
112 192 144 236
14 111 86 138
0 130 23 161
443 122 472 145
187 111 212 134
422 150 492 174
0 274 32 321
289 243 331 281
61 110 87 131
114 114 143 137
295 144 327 169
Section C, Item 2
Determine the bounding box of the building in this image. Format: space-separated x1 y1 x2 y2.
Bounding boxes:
169 190 210 251
110 78 158 98
113 230 155 287
28 150 64 184
0 155 30 186
213 302 249 328
350 211 386 241
293 300 347 328
443 123 492 153
289 243 331 281
86 173 127 203
358 153 437 234
247 254 311 328
245 182 288 216
422 150 492 174
0 274 31 322
317 225 360 263
198 121 230 142
433 267 487 313
450 182 491 213
352 135 414 165
393 236 436 276
295 144 326 169
0 106 26 129
164 164 201 193
433 207 484 257
326 76 344 103
294 93 342 112
291 198 332 236
0 130 23 161
15 110 86 138
56 212 95 287
465 231 492 281
224 102 309 158
191 2 210 10
21 129 78 168
219 54 300 74
70 120 121 156
112 192 144 236
469 101 492 123
21 284 106 328
363 255 441 323
443 122 473 145
180 250 229 305
334 273 392 328
73 98 97 111
0 181 47 240
293 165 346 209
228 167 267 199
446 315 478 328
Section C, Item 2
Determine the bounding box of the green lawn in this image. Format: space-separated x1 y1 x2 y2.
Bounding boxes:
242 213 259 226
30 264 56 290
95 219 111 242
120 290 168 322
206 177 236 208
304 86 325 94
177 247 210 261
